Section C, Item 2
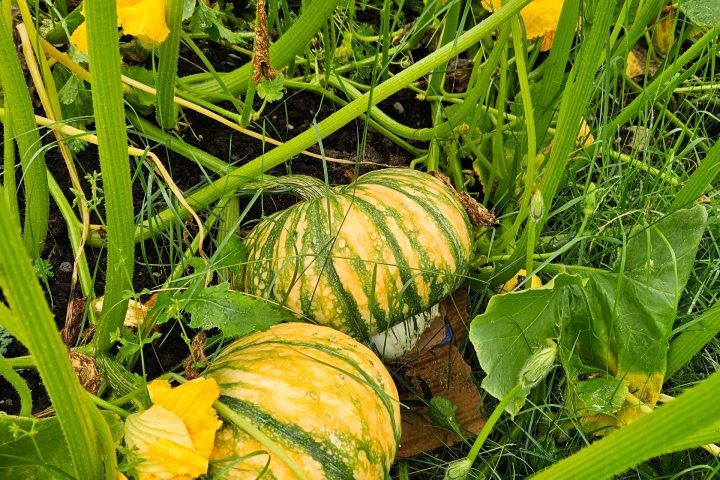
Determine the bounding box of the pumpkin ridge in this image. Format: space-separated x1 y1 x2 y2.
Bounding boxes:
219 395 357 479
246 206 297 296
224 337 402 442
349 184 448 304
344 194 425 330
374 180 468 277
305 199 370 339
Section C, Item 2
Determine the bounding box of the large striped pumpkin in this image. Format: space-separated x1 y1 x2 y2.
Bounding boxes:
207 323 401 479
242 168 472 340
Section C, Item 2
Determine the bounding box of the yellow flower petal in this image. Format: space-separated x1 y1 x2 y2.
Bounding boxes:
117 0 170 49
496 269 543 293
626 51 644 79
147 378 222 458
69 0 169 52
125 379 222 480
69 21 89 53
126 405 205 479
482 0 571 51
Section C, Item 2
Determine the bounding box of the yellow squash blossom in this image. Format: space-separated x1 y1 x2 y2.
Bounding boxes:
482 0 571 51
70 0 170 53
496 269 543 293
124 378 222 480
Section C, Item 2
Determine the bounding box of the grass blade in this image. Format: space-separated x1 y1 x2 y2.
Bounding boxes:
667 302 720 378
0 15 49 257
669 141 720 212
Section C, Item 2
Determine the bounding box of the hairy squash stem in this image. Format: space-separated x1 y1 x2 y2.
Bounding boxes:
85 0 135 353
112 0 535 244
0 15 49 257
155 0 184 128
0 355 32 416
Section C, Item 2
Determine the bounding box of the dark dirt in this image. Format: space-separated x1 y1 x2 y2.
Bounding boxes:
0 39 429 415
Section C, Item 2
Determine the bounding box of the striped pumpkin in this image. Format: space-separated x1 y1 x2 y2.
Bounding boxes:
242 168 472 340
207 322 401 479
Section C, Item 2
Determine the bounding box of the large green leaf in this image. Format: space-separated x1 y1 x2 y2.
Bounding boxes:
469 274 583 415
0 412 123 479
470 206 708 423
563 205 707 428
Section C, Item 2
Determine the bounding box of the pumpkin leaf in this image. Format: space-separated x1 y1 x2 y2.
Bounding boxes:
679 0 720 28
470 206 707 421
429 396 462 436
469 274 583 416
257 73 286 102
562 205 707 428
0 412 123 478
182 283 290 338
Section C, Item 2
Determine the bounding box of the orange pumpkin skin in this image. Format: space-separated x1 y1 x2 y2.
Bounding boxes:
207 323 401 479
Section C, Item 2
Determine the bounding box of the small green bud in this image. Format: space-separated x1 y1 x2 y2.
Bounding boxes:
582 182 596 218
444 458 472 480
530 188 544 223
518 339 557 390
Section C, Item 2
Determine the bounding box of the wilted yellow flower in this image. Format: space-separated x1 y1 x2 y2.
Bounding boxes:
625 51 644 79
482 0 571 51
496 269 543 293
124 378 222 480
70 0 170 53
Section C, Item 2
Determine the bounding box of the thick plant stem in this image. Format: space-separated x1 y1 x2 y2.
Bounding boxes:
0 16 49 258
116 0 535 244
85 0 135 353
155 0 185 128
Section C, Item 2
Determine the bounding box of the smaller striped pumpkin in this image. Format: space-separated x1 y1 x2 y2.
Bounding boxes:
207 323 401 480
241 168 473 341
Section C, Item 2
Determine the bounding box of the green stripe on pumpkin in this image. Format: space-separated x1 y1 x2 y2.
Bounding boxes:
209 337 401 442
343 194 424 332
219 395 357 480
305 199 369 338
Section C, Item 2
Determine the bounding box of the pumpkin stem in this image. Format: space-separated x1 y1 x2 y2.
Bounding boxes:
240 175 330 200
430 171 496 227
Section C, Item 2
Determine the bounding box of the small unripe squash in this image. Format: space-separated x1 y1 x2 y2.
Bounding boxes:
207 323 401 479
242 168 473 340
